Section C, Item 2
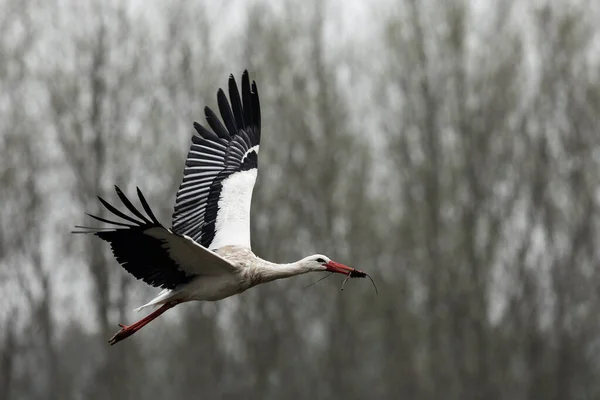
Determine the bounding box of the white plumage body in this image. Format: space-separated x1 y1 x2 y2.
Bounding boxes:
134 244 321 311
134 245 256 310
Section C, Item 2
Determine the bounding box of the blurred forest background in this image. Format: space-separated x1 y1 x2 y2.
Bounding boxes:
2 0 600 399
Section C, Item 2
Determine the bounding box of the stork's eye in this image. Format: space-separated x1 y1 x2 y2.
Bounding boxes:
315 258 326 263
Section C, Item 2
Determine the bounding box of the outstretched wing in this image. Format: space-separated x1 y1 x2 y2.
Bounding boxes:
74 186 236 289
171 71 261 250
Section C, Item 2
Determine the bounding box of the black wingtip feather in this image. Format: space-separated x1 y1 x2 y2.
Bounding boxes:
73 224 116 232
217 88 238 137
241 72 252 131
78 187 162 234
97 196 141 225
228 74 245 130
193 121 219 141
205 106 230 139
251 80 261 135
84 213 138 228
114 186 151 224
136 187 160 224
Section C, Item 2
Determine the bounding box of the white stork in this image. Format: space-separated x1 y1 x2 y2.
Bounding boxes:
75 71 375 345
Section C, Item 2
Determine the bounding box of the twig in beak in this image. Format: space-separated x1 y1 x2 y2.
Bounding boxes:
304 272 334 290
365 273 378 295
340 273 352 291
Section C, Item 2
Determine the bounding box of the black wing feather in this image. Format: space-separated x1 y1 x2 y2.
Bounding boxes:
136 187 160 224
115 185 151 224
228 74 245 130
217 88 238 137
96 228 192 289
193 121 220 141
97 196 140 225
75 187 195 289
84 213 137 228
242 71 253 130
204 106 230 139
251 81 261 136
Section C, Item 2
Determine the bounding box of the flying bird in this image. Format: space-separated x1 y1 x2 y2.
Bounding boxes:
74 71 375 346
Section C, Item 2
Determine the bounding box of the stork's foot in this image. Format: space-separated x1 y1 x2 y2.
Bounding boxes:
108 324 135 346
106 303 177 346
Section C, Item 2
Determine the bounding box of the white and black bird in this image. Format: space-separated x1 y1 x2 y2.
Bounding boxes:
75 71 375 345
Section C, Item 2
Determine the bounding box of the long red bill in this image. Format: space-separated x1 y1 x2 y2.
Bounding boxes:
325 261 356 275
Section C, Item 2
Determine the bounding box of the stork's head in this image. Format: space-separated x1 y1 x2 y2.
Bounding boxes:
302 254 367 277
301 254 377 293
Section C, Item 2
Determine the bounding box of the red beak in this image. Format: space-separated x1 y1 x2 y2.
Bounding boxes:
326 260 363 276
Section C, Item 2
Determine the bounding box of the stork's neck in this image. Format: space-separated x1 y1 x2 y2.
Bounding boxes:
253 259 312 284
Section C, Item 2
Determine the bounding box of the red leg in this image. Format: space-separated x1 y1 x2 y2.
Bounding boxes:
108 301 178 346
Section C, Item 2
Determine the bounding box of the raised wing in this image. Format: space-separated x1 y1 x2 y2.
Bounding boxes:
74 186 237 289
171 71 261 250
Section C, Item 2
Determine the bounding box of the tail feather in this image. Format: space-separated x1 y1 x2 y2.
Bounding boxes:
133 303 155 313
133 289 177 312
